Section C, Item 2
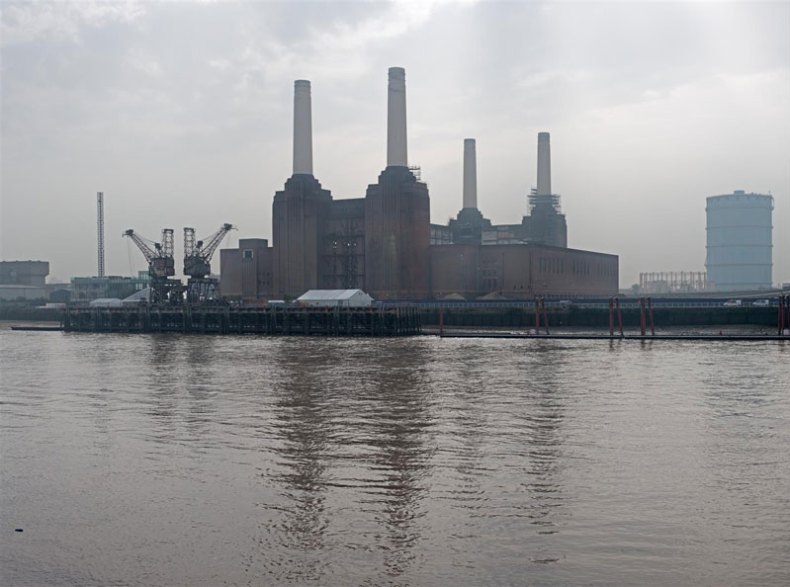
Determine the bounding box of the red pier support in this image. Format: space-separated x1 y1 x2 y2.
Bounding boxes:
639 297 647 336
648 297 656 336
541 298 550 335
609 298 615 337
779 294 790 336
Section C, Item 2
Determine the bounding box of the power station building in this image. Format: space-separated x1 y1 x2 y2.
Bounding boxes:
0 260 49 300
706 190 773 291
221 68 618 301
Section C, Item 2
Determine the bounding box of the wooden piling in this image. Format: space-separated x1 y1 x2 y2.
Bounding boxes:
62 305 421 337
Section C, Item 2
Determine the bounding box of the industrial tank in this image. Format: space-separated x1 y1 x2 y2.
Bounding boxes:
706 190 773 291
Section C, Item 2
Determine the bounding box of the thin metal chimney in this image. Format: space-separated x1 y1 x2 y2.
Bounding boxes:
537 132 551 196
387 67 408 167
293 80 313 175
96 192 105 277
463 138 477 209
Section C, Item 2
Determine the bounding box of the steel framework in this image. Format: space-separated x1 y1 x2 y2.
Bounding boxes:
183 223 234 303
97 192 105 278
123 228 181 304
639 272 707 294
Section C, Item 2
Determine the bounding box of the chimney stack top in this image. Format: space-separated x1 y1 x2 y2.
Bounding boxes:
292 78 313 175
386 67 408 167
463 138 477 210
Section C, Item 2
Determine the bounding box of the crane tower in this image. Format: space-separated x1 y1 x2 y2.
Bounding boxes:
123 228 182 304
97 192 105 278
183 223 234 303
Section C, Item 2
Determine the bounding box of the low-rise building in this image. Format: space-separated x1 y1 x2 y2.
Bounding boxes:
219 239 273 302
296 289 373 308
70 273 149 302
0 260 50 300
0 260 49 288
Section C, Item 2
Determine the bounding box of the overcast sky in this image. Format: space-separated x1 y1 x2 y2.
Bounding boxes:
2 0 788 287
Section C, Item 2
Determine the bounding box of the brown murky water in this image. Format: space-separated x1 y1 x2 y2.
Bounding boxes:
2 328 789 586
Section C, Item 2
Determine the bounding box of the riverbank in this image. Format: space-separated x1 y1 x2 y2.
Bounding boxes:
419 305 780 328
1 302 784 331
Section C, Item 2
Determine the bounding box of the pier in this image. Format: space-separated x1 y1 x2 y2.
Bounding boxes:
435 331 789 341
61 305 421 336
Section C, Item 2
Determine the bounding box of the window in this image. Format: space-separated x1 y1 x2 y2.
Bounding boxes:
243 249 254 260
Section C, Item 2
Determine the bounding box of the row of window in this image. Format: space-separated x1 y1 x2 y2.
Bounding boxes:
540 257 565 275
571 260 590 276
538 257 615 279
597 263 616 278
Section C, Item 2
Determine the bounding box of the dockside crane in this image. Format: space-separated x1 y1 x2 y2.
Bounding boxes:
123 228 182 304
183 223 234 303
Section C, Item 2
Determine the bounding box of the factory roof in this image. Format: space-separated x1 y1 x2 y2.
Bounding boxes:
122 288 150 304
298 289 368 301
89 298 123 308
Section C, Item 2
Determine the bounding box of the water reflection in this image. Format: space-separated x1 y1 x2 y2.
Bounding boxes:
255 341 335 583
138 334 222 441
354 341 434 580
253 339 435 584
86 335 119 456
181 335 219 440
143 334 179 442
517 343 566 539
3 329 790 587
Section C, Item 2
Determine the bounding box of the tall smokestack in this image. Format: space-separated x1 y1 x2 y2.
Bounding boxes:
293 79 313 175
463 138 477 209
537 131 551 196
387 67 408 167
96 191 105 278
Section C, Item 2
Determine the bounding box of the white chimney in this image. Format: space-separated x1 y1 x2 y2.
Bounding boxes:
293 80 313 175
537 132 551 196
463 138 477 209
387 67 408 167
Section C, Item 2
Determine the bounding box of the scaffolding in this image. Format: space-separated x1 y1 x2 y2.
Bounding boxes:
96 192 105 278
528 188 561 213
639 272 707 294
325 219 363 289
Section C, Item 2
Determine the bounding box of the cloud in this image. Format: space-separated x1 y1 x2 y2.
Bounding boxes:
1 0 787 284
1 0 145 46
126 49 163 78
204 0 439 86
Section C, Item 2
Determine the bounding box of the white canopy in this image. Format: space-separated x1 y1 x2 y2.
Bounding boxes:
296 289 373 308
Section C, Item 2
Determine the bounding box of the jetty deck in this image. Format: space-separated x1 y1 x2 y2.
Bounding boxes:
61 305 421 336
436 331 789 341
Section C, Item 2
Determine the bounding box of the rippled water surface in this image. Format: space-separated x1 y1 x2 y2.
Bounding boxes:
2 327 789 586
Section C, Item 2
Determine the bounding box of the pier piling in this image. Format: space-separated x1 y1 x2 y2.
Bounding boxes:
62 305 421 336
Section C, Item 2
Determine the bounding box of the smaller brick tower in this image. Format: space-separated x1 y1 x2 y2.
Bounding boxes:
272 80 332 298
364 68 430 299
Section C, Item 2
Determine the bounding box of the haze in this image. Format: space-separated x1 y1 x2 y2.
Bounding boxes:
1 0 788 287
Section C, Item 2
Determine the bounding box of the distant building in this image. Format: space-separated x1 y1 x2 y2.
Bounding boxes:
706 190 773 291
219 238 273 301
430 244 617 300
46 285 71 303
70 274 149 302
0 285 46 301
440 134 567 248
0 260 49 287
0 261 49 300
219 69 617 302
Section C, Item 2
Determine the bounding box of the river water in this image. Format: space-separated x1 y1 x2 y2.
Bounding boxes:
2 326 789 586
